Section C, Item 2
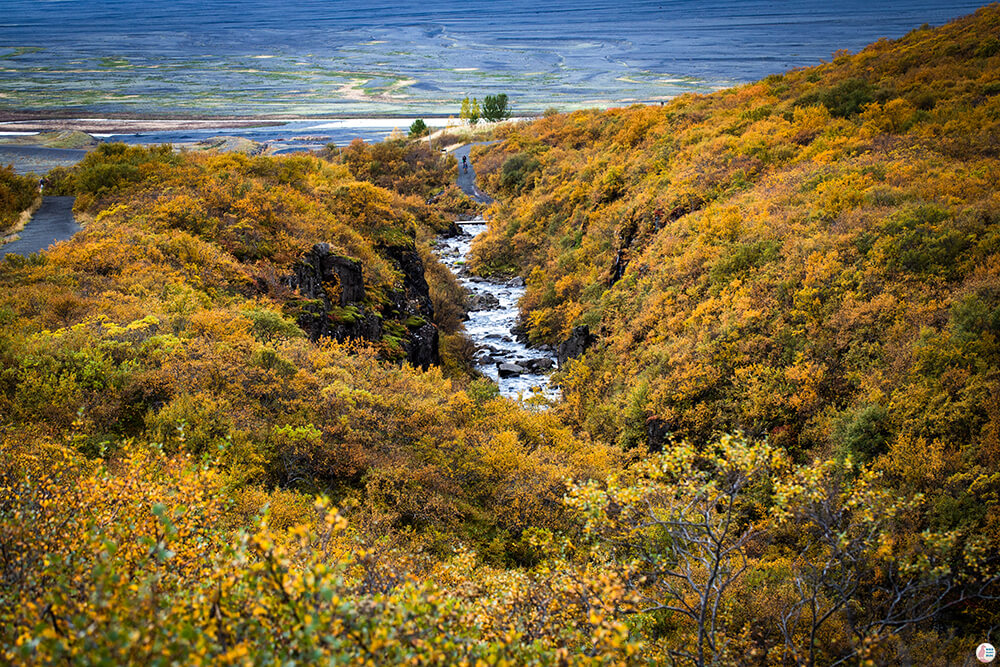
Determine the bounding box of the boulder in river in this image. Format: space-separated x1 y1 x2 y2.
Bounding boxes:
511 322 530 345
467 290 501 311
497 362 525 378
523 357 555 371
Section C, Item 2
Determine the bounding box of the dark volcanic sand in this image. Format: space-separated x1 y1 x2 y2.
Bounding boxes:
0 146 89 175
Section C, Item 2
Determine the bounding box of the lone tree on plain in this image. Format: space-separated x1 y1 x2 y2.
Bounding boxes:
481 94 511 122
459 96 480 125
408 118 428 137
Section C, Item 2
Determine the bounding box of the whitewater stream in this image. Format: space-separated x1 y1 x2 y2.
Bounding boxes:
436 219 559 402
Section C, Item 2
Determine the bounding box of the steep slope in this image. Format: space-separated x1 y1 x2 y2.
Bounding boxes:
0 143 613 539
4 12 1000 662
471 5 1000 491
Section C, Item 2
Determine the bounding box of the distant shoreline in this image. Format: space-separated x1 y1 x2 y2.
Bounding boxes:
0 110 472 122
0 111 525 135
0 118 286 134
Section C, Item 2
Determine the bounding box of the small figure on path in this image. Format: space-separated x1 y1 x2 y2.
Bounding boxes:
38 177 47 192
462 155 468 172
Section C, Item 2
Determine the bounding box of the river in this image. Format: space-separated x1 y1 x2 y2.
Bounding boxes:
436 219 559 402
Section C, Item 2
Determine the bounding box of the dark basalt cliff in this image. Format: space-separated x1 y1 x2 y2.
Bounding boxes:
382 244 439 370
289 242 439 369
557 325 595 368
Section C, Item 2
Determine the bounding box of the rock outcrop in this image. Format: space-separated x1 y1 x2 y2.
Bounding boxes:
291 243 366 306
288 243 382 343
383 244 439 369
288 242 439 369
557 325 596 367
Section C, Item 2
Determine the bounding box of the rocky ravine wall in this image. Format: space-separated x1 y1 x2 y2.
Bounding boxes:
288 242 439 369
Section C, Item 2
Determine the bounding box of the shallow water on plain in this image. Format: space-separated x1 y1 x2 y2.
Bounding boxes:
2 0 987 122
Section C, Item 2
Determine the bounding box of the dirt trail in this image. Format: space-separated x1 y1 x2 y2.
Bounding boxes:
1 197 79 256
453 142 497 204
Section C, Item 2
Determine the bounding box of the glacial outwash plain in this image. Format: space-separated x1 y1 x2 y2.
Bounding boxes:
2 2 1000 665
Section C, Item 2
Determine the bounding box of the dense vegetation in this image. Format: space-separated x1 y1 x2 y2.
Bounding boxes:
0 139 631 662
473 6 1000 461
0 165 38 235
467 4 1000 660
3 7 1000 665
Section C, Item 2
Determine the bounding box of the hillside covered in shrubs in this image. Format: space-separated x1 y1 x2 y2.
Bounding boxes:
0 166 39 237
2 6 1000 665
472 5 1000 468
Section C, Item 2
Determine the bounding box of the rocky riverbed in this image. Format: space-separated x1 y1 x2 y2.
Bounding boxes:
436 219 559 401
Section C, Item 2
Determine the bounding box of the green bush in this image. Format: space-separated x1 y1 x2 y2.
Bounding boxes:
409 118 429 137
709 240 781 285
243 306 305 343
796 78 893 118
834 404 892 462
950 288 1000 344
499 153 541 193
482 94 511 122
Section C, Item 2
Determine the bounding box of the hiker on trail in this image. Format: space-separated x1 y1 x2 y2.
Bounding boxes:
38 177 46 192
462 155 468 172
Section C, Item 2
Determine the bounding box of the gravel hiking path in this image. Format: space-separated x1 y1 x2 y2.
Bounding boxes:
453 142 497 204
2 196 79 256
